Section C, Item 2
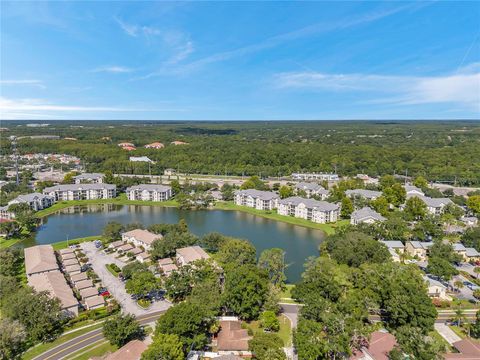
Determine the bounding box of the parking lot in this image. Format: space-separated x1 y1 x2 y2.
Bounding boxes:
81 242 171 316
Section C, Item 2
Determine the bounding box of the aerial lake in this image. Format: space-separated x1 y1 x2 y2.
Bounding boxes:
31 204 325 282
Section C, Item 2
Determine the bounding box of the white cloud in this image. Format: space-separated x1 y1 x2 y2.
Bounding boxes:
91 66 134 73
0 79 46 89
0 97 185 120
114 16 139 37
272 66 480 109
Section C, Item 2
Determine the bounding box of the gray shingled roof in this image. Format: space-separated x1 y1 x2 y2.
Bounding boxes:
295 182 324 191
417 196 453 208
235 189 279 201
44 184 116 192
345 189 382 199
126 184 171 192
13 192 53 203
404 185 424 194
73 173 104 180
408 241 434 249
351 207 386 222
279 196 339 211
381 240 405 249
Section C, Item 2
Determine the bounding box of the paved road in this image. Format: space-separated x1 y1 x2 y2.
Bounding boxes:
449 274 477 302
280 303 301 328
456 263 479 278
81 242 171 316
33 311 165 360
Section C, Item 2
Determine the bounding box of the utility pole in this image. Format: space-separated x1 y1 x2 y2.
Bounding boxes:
10 136 19 185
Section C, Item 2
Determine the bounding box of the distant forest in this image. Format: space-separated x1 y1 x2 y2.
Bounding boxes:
1 121 479 185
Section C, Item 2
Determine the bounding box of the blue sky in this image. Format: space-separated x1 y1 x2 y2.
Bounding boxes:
1 1 479 120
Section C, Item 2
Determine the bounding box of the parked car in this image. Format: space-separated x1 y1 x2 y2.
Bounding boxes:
80 264 91 272
98 287 107 294
94 240 103 249
100 291 110 297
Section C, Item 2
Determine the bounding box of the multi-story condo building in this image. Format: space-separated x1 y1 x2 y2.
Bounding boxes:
234 189 279 210
125 184 172 201
406 194 453 216
345 189 382 200
73 173 104 184
295 182 329 199
350 207 386 225
278 196 340 223
122 228 162 251
43 184 116 201
8 192 55 211
291 173 339 181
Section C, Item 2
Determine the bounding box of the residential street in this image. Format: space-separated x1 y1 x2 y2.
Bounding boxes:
81 242 171 316
449 274 477 302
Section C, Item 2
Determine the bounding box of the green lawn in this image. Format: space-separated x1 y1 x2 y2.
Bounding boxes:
449 325 467 339
22 323 104 360
0 237 22 249
244 314 292 346
35 194 179 218
105 263 120 277
214 202 347 234
65 341 117 360
279 284 301 304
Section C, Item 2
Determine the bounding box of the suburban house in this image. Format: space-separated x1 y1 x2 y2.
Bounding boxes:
345 189 382 200
461 216 478 227
424 276 451 301
24 245 59 276
356 174 379 186
443 338 480 360
28 271 79 316
0 206 15 220
117 243 134 254
350 331 397 360
144 142 164 149
108 240 124 250
125 184 172 202
292 173 340 181
136 252 151 263
171 140 189 145
295 182 329 199
217 320 252 354
75 279 94 291
465 247 480 262
350 207 386 225
8 192 55 211
381 241 405 262
157 258 178 277
65 264 81 275
405 241 434 261
122 146 136 151
43 184 116 201
452 243 467 260
79 287 98 299
407 194 454 215
404 185 425 197
118 142 135 147
96 339 147 360
234 189 279 210
277 196 340 223
70 272 88 284
122 229 162 251
176 246 210 266
73 173 104 184
129 156 154 163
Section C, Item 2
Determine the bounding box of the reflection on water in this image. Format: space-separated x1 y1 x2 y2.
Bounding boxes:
32 204 325 282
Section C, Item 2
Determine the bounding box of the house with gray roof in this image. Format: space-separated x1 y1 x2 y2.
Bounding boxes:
43 183 116 201
381 241 405 262
345 189 382 200
234 189 279 210
350 207 386 225
407 194 454 215
424 276 450 300
404 185 425 197
277 196 339 223
125 184 172 202
8 192 55 211
295 182 329 199
465 247 480 261
73 173 104 184
405 241 434 261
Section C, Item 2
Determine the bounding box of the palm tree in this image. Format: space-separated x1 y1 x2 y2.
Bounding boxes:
454 280 464 292
453 307 466 327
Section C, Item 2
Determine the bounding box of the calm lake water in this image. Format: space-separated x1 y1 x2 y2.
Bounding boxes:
31 204 325 282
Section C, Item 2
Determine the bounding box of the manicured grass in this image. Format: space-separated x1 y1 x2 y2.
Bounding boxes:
137 298 151 309
214 201 347 234
22 323 104 360
35 194 179 218
244 314 292 346
430 330 452 351
105 263 120 277
65 341 116 360
449 325 467 339
0 236 22 249
51 235 103 250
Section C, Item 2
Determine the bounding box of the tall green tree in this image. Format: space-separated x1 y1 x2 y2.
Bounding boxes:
0 318 26 360
340 196 354 218
249 332 286 360
258 248 286 288
217 238 257 267
141 333 185 360
103 314 144 347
